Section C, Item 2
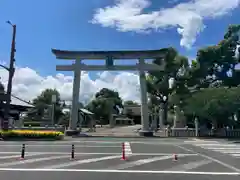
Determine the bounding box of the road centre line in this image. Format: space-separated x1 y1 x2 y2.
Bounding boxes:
0 168 238 175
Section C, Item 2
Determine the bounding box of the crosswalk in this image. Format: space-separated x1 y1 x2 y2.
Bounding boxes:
192 141 240 158
0 152 201 170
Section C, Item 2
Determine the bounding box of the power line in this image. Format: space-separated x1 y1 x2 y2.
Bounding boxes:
10 94 34 106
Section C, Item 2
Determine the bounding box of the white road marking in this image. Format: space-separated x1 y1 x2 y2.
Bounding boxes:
232 154 240 157
207 147 240 150
166 160 212 171
0 144 120 147
0 154 37 159
194 143 240 157
110 155 173 170
0 141 188 146
124 142 132 156
189 138 219 143
175 144 240 172
0 168 238 175
0 152 198 156
195 144 238 147
53 141 122 144
0 155 70 167
213 150 240 154
3 140 182 145
44 155 121 169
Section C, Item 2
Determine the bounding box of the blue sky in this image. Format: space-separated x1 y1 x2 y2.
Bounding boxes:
0 0 240 81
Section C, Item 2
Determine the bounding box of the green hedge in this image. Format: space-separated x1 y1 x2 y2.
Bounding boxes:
0 130 64 140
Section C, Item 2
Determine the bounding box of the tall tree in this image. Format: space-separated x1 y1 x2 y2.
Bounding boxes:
146 47 189 122
181 24 240 126
183 87 240 127
192 24 240 88
86 88 123 124
29 88 63 124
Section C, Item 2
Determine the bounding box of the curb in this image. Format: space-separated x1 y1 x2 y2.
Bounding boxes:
0 138 65 141
71 135 192 139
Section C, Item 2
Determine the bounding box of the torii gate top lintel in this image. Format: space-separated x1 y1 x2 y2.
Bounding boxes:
51 48 167 60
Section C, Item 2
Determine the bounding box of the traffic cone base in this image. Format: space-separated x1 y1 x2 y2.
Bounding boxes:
121 157 127 160
173 154 178 161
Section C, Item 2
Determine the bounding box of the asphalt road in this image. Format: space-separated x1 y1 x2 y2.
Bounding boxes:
0 138 239 180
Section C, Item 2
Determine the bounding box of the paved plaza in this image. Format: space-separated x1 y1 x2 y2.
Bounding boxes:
0 138 240 180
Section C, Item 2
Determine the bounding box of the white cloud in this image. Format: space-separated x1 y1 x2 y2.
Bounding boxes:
91 0 240 49
0 65 141 106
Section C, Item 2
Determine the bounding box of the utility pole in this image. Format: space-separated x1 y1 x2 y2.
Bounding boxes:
3 21 16 131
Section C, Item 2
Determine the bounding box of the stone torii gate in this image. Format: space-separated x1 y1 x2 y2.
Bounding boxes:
52 49 166 136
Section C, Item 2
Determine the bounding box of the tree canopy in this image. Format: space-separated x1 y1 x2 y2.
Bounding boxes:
86 88 123 124
27 88 64 124
146 24 240 127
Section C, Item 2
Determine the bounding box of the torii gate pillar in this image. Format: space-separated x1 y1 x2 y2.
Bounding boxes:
70 60 81 130
138 59 151 136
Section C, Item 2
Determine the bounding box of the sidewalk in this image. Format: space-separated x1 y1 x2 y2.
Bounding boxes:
74 126 168 138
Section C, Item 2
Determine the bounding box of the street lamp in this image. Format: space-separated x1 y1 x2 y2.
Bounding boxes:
2 21 16 131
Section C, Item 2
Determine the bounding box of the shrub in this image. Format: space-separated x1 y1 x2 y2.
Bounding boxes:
0 130 64 140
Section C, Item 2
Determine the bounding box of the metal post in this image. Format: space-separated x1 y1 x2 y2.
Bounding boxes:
195 117 199 137
3 23 16 131
159 103 164 129
51 104 55 126
20 144 25 159
51 95 56 126
71 144 75 160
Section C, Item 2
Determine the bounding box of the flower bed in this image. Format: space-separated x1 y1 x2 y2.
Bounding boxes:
0 130 64 140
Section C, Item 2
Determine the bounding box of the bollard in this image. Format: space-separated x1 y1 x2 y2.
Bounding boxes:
71 144 75 160
20 144 25 160
121 142 126 160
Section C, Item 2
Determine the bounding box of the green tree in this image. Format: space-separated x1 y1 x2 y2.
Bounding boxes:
192 24 240 88
146 47 190 122
29 88 64 124
86 88 123 124
170 25 240 127
183 87 240 127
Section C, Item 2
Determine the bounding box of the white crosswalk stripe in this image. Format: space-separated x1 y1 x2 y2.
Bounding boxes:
0 153 198 170
192 141 240 158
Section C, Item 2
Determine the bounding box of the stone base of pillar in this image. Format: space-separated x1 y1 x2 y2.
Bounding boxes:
138 130 154 137
65 129 80 136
